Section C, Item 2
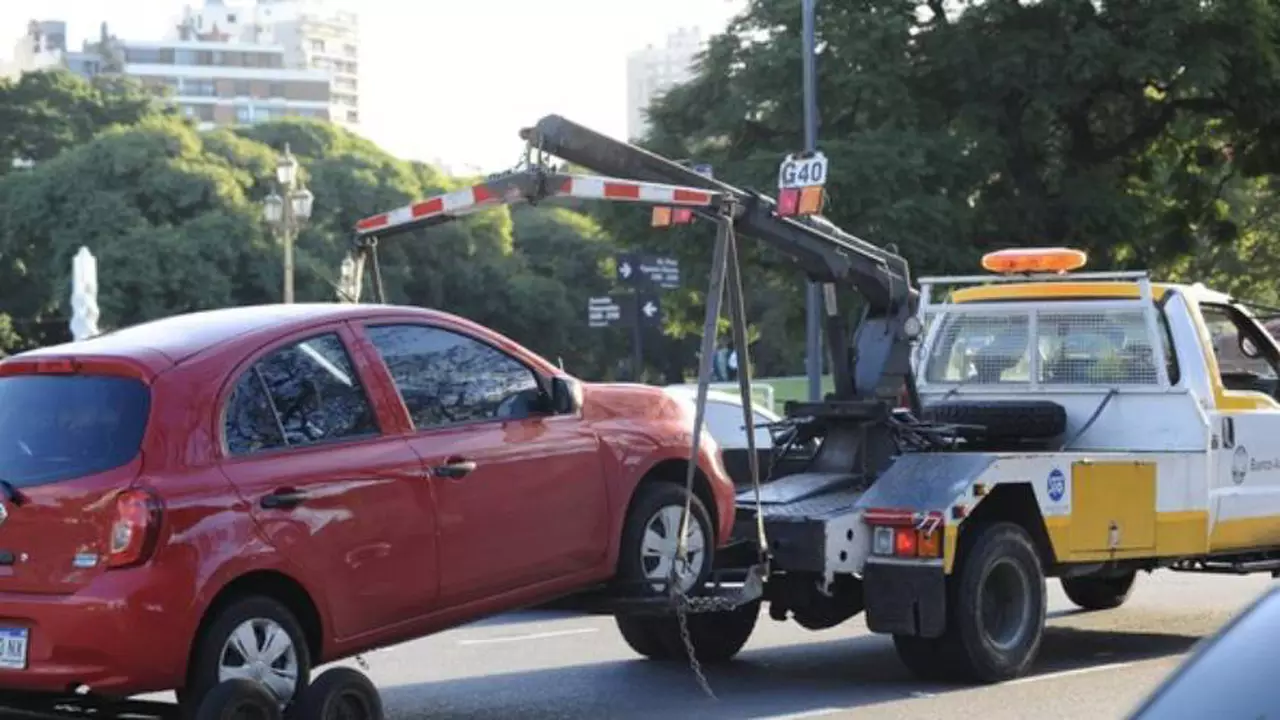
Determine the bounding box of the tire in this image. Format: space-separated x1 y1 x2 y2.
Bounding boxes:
923 400 1066 440
289 667 384 720
614 614 680 660
1061 571 1137 610
612 481 756 664
194 679 282 720
892 634 965 682
184 596 313 719
947 522 1047 683
614 599 760 664
615 481 715 597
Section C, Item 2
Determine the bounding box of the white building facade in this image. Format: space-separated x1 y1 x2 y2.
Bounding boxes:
1 1 360 130
625 27 703 141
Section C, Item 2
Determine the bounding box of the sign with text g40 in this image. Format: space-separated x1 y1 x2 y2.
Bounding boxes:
777 151 828 218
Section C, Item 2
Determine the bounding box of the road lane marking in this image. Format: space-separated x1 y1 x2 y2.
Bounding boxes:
764 709 844 720
458 628 600 646
1005 661 1139 686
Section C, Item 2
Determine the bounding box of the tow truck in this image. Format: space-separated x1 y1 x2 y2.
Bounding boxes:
345 115 1280 688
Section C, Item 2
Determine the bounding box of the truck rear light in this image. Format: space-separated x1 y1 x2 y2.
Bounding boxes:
105 489 162 569
917 529 942 558
894 527 918 556
867 508 944 559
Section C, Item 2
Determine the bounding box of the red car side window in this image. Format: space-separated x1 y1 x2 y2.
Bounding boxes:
364 324 544 430
224 332 380 455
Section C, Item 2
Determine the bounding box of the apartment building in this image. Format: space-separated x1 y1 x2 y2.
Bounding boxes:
625 27 704 141
122 40 332 128
1 20 67 79
256 0 360 126
2 0 359 130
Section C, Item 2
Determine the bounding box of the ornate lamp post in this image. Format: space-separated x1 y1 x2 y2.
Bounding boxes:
263 144 314 303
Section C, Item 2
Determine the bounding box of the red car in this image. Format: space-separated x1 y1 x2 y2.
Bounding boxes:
0 303 734 714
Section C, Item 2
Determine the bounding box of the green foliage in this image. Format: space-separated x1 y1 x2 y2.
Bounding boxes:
0 69 168 172
0 87 625 375
5 4 1280 386
585 0 1280 377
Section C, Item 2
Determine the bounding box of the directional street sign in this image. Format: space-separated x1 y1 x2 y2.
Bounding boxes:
616 257 635 283
616 253 680 289
587 295 628 328
638 295 662 326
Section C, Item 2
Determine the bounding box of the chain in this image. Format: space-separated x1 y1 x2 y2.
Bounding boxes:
673 588 717 700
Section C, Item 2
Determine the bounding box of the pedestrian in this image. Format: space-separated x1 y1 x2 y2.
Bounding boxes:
713 343 730 381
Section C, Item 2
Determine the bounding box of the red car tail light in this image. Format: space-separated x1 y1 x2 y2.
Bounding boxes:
105 488 163 569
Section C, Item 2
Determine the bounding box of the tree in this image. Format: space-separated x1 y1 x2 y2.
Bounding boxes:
0 69 167 173
587 0 1280 379
0 115 277 348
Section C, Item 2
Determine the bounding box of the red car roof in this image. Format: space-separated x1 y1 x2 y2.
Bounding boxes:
11 303 480 369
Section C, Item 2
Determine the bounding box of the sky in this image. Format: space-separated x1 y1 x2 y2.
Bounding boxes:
0 0 746 174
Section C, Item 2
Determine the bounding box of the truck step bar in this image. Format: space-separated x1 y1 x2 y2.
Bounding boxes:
1169 553 1280 576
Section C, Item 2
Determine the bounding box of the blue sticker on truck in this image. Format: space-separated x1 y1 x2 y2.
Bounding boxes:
1047 468 1066 503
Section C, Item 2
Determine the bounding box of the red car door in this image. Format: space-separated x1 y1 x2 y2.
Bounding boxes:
357 321 609 607
217 325 439 640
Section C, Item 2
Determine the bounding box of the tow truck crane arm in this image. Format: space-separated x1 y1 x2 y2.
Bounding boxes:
349 114 944 646
350 116 924 476
519 115 913 311
518 116 921 407
349 114 918 407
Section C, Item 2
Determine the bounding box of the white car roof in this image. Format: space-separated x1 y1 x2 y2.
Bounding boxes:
662 385 781 421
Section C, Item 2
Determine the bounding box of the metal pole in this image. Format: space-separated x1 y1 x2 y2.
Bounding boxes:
632 295 644 382
802 0 822 402
283 202 295 304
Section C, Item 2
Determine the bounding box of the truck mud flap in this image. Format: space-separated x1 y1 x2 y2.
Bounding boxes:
863 561 947 638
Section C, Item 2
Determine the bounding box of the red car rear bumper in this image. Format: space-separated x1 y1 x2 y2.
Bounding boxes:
0 567 192 697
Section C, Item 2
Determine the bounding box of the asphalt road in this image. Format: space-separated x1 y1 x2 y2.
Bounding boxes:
281 570 1272 720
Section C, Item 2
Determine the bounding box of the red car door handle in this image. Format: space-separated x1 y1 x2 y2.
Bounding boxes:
261 488 307 510
432 460 477 479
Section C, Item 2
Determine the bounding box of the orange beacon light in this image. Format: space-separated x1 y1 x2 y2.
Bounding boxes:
981 247 1088 274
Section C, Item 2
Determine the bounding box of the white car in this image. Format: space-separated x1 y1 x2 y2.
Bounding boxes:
663 386 786 487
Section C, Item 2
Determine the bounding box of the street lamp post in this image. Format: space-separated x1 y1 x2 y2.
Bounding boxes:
802 0 823 402
263 144 314 304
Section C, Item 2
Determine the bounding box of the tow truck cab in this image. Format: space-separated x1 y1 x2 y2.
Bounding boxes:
856 248 1280 681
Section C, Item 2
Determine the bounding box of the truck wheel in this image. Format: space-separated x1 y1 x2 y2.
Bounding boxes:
892 634 964 682
289 667 384 720
1061 571 1137 610
616 481 714 596
195 679 282 720
614 599 760 664
185 596 312 718
614 614 679 660
947 522 1047 683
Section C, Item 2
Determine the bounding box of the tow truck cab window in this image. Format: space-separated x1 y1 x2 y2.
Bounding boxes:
925 307 1180 385
1200 303 1280 395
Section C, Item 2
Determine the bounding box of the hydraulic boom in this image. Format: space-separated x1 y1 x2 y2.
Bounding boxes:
519 115 921 406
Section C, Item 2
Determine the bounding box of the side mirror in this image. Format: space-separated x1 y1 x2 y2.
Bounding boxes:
1241 335 1262 359
549 375 581 415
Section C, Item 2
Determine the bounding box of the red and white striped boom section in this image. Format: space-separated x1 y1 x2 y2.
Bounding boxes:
353 170 723 238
